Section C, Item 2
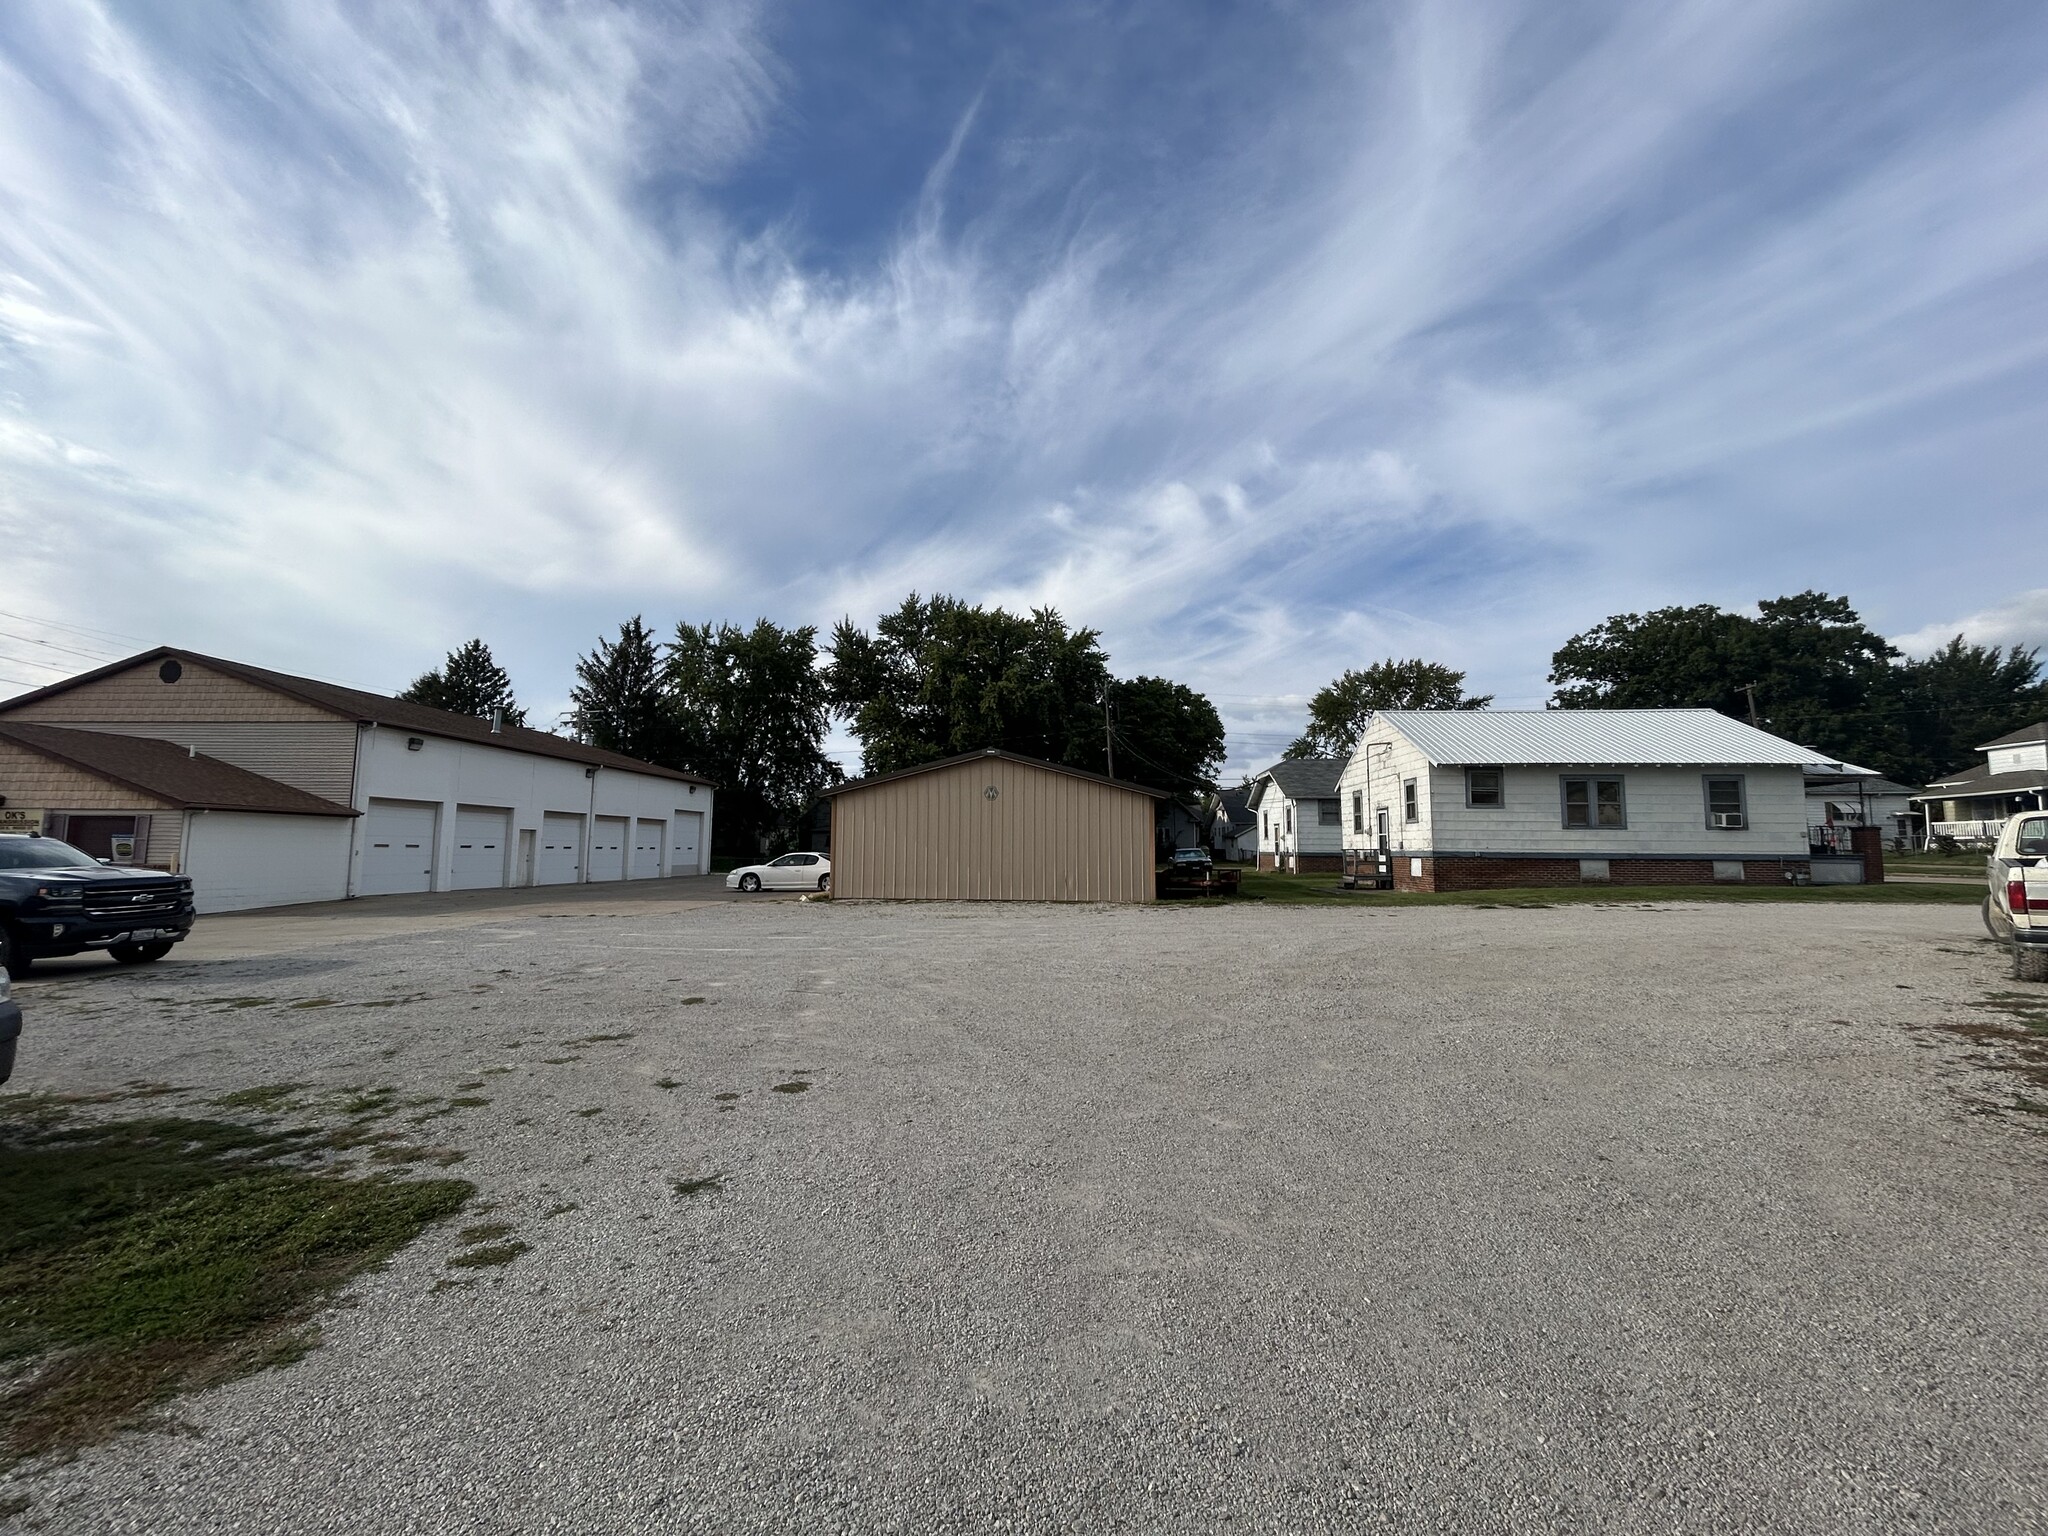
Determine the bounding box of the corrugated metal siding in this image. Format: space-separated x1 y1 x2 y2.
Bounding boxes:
1379 709 1843 768
26 721 358 802
832 756 1154 902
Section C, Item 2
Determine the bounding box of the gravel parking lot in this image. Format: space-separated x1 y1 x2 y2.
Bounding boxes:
5 897 2046 1534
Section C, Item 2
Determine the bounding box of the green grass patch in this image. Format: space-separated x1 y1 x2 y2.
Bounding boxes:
445 1241 527 1269
1218 872 1984 908
210 1084 307 1111
0 1113 469 1466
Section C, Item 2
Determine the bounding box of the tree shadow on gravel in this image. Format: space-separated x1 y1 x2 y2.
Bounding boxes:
0 1105 470 1470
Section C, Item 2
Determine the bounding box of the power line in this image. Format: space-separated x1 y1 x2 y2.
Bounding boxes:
0 608 152 648
0 628 114 663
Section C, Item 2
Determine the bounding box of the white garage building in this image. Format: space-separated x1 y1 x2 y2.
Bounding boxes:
0 647 714 912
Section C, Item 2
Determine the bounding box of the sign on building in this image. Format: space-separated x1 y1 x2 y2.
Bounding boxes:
0 808 45 835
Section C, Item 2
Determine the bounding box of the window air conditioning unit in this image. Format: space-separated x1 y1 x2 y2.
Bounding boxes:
1711 812 1745 829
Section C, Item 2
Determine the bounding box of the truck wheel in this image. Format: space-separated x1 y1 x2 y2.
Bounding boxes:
0 926 29 977
109 942 175 965
2018 947 2048 984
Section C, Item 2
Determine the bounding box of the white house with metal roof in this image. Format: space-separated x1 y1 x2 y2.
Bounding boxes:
1335 709 1843 892
1246 758 1346 871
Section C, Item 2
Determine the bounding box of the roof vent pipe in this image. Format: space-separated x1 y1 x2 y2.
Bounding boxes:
490 707 504 734
188 744 197 758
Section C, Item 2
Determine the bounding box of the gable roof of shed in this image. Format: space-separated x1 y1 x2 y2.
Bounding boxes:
824 748 1166 799
0 723 357 816
1373 709 1850 769
0 647 712 786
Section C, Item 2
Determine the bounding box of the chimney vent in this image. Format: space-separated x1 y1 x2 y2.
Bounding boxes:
490 707 504 734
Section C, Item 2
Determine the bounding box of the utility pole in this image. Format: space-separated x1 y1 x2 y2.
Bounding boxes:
1740 683 1762 729
1102 693 1116 779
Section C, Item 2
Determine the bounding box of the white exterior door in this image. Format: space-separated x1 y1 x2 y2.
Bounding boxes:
589 816 628 882
632 819 665 879
361 799 438 895
672 810 703 875
451 805 510 890
538 813 584 886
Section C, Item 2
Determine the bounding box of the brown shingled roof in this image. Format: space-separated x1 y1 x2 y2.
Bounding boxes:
0 724 358 816
0 647 713 787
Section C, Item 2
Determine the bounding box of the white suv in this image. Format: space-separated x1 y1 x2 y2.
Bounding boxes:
1983 812 2048 981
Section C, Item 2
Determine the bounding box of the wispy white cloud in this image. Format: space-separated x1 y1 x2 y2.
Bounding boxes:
0 0 2041 773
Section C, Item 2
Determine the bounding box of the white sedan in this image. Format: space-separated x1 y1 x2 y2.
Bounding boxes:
727 852 831 893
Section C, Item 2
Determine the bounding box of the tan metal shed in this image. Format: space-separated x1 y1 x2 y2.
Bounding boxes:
826 749 1161 903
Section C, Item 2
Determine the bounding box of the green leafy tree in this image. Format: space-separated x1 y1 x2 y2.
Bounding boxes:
826 595 1116 776
1110 676 1227 794
567 617 677 765
666 618 841 855
1548 592 1904 773
399 639 527 726
1285 659 1492 758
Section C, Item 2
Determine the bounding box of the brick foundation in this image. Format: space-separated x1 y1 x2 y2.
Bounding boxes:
1390 856 1812 893
1258 852 1279 871
1850 827 1885 883
1295 854 1343 874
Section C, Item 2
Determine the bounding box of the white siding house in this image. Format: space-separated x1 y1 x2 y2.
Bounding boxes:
0 647 715 912
1336 710 1835 891
1912 720 2048 846
1246 759 1346 872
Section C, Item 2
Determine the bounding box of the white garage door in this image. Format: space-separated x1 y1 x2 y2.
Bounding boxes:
361 799 438 895
451 805 511 890
538 813 583 886
672 810 703 876
589 816 628 882
632 819 665 879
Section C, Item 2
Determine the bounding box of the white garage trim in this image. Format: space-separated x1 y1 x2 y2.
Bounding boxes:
672 809 704 876
185 812 354 913
361 798 438 895
451 804 511 890
538 812 584 886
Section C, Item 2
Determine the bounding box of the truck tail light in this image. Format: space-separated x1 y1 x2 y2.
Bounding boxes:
2011 879 2030 916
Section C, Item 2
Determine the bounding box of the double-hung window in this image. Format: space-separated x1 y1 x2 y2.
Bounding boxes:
1402 779 1419 823
1318 798 1341 827
1351 790 1364 834
1284 805 1293 835
1561 775 1626 829
1703 775 1747 830
1466 767 1504 808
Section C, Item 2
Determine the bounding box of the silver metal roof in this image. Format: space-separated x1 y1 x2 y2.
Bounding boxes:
1374 709 1850 768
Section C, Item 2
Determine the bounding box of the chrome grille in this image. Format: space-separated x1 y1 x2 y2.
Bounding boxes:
81 884 188 921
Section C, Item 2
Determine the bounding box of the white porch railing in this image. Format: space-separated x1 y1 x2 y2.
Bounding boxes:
1928 818 2006 847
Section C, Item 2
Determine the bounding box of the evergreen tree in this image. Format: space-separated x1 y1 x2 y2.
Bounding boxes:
567 617 677 765
399 638 527 725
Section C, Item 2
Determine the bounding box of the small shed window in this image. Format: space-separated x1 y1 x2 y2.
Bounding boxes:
1351 790 1363 833
1466 767 1503 808
1562 775 1626 829
1318 798 1341 826
1402 779 1419 823
1284 805 1293 834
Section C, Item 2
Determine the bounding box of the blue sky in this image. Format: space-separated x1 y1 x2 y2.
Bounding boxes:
1 0 2044 777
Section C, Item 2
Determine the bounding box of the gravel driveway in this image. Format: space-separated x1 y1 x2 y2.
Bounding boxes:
5 898 2045 1534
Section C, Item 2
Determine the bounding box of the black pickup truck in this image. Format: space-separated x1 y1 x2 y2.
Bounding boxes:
0 833 196 974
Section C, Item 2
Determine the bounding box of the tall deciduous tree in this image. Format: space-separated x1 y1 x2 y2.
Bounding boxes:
1548 592 1906 774
826 595 1115 776
1111 676 1227 794
567 617 676 765
666 619 841 855
1285 659 1492 759
399 639 527 725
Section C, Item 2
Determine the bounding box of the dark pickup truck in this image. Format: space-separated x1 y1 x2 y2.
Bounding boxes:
0 833 195 974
